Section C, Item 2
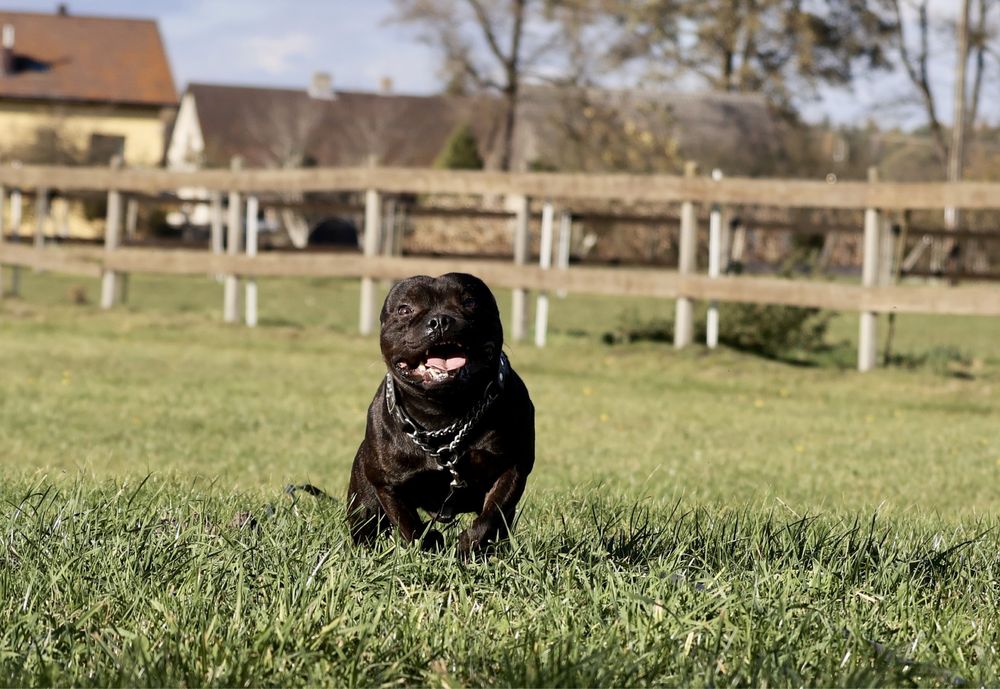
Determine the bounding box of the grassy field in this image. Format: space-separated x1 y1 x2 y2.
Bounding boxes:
2 271 999 687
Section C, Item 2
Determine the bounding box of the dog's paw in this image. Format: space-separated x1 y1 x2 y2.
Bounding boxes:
420 529 445 552
456 531 485 561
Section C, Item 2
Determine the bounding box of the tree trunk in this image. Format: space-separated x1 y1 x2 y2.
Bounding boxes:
498 85 518 172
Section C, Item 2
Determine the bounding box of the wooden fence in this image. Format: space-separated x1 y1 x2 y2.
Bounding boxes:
1 163 998 372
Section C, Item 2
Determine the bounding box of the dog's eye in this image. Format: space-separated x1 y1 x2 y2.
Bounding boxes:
396 304 413 316
462 297 477 309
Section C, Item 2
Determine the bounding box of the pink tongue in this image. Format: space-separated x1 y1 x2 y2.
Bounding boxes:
426 356 467 371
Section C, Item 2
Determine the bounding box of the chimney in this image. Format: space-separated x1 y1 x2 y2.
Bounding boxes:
1 25 14 77
308 71 334 100
379 76 394 94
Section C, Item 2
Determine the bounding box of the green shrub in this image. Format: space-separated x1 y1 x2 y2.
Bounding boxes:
604 303 832 358
434 123 483 170
885 346 974 377
602 309 672 345
715 302 832 357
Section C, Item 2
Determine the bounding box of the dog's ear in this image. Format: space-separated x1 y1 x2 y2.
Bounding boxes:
442 273 498 307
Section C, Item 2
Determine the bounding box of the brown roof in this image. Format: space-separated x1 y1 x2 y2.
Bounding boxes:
188 83 499 168
185 82 780 174
0 10 176 106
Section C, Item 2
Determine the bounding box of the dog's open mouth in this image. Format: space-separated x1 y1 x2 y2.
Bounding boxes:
396 342 470 384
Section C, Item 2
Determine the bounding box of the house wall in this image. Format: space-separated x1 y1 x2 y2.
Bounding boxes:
165 92 204 171
0 100 174 239
163 92 218 229
3 195 107 241
0 100 173 166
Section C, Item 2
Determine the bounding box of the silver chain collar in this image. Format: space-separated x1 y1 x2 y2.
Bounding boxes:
385 353 509 488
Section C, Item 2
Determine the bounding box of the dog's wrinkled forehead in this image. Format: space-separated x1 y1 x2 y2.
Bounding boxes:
380 273 498 322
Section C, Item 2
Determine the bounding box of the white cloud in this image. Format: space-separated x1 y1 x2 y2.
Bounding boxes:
242 32 317 76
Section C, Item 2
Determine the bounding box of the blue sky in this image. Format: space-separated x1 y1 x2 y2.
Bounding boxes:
8 0 440 92
4 0 991 128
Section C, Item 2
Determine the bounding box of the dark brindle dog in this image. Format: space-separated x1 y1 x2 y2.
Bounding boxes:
347 273 534 557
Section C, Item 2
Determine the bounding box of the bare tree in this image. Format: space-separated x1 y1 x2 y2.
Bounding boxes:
240 95 325 169
595 0 894 114
888 0 997 168
390 0 560 170
886 0 999 272
239 95 326 247
334 94 446 167
529 87 683 173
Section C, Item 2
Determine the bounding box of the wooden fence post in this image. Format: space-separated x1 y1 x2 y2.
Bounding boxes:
556 210 572 298
511 194 530 342
33 188 48 263
209 190 223 281
245 194 259 327
223 157 243 323
0 183 5 297
359 187 382 335
858 166 881 372
674 161 698 349
125 196 138 239
878 213 895 287
100 157 124 309
392 204 405 257
534 201 555 347
55 194 69 239
382 197 397 256
210 191 223 254
706 168 723 349
380 196 403 291
117 195 138 304
8 189 22 297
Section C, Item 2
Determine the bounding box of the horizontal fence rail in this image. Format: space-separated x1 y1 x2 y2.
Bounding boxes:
2 162 998 374
2 244 998 317
2 165 1000 210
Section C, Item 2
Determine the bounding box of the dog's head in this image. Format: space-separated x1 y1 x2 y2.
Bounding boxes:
380 273 503 394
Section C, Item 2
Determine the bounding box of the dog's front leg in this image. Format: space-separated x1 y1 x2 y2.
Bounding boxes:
376 486 444 551
457 465 527 558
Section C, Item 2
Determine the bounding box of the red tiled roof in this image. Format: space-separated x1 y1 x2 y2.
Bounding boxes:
0 10 177 106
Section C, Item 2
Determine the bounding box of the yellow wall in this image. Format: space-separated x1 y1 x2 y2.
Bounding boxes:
0 100 172 166
0 100 174 238
2 196 105 240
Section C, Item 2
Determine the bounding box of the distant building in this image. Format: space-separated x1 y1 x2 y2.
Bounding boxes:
166 76 497 171
0 7 177 167
165 76 499 241
167 77 779 176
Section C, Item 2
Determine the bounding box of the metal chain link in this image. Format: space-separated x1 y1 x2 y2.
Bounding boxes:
385 354 509 479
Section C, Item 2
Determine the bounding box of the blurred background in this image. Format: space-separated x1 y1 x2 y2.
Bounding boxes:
0 0 997 276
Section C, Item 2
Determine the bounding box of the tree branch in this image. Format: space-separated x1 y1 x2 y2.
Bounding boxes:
465 0 510 66
890 0 948 164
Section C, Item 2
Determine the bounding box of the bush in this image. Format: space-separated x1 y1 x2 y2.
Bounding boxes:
715 302 832 357
885 346 974 378
602 309 672 345
434 123 483 170
604 303 832 358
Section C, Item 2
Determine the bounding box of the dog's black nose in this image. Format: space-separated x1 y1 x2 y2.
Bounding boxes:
426 314 454 334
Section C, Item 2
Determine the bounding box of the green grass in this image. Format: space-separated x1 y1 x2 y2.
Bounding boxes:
2 271 1000 687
